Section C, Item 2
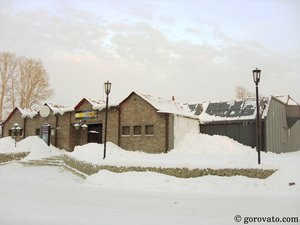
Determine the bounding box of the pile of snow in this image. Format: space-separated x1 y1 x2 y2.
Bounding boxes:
0 137 18 153
174 131 254 155
0 136 63 160
68 132 279 169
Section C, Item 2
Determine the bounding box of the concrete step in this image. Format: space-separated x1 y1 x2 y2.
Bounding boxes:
62 165 87 179
18 155 87 179
42 155 64 161
19 156 64 167
19 160 62 167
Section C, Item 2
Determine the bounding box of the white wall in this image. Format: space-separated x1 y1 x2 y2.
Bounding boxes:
173 115 199 148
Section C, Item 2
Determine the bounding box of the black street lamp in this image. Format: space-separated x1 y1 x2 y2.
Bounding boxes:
103 81 111 159
253 68 262 164
11 123 21 147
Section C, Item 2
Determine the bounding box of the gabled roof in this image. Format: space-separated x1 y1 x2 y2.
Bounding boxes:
197 97 270 123
121 91 198 119
3 107 38 124
274 95 299 106
18 107 39 118
45 103 73 115
74 98 104 110
86 98 106 108
74 98 116 111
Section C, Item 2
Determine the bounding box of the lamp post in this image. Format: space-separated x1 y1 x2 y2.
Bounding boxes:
253 68 262 164
103 81 111 159
11 123 21 147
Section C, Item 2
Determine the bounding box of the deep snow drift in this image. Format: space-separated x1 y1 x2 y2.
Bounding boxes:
67 132 282 170
0 136 63 160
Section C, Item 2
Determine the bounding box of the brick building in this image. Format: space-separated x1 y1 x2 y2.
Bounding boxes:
119 92 199 153
1 92 199 153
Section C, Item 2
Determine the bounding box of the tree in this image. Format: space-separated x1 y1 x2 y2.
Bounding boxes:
235 85 254 100
0 52 53 120
15 57 53 109
0 52 18 120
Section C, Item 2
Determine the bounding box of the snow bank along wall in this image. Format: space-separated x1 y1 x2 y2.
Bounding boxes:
173 115 199 148
199 96 300 153
1 92 200 153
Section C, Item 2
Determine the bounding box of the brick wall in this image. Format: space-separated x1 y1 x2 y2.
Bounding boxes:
2 109 24 142
2 94 174 154
70 100 119 150
119 93 168 153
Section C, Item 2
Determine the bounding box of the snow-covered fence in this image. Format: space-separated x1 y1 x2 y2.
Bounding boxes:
63 155 276 179
0 152 30 164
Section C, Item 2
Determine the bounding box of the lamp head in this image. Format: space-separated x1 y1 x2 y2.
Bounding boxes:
81 124 88 130
104 81 112 95
253 68 261 84
74 123 80 130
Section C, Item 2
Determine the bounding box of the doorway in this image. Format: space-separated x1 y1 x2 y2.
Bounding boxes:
87 124 102 144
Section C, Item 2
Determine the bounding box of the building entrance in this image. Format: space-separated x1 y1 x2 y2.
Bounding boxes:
87 124 102 144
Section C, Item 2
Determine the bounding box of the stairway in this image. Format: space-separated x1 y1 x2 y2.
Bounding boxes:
19 155 87 179
19 155 64 167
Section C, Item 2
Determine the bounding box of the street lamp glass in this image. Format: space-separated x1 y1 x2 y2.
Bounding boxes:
81 124 88 130
253 68 261 84
104 81 112 95
74 123 80 130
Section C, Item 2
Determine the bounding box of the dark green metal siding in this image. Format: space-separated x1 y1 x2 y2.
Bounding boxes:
200 122 256 148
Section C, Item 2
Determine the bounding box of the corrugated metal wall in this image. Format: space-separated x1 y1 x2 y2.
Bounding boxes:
200 122 256 148
265 98 290 153
289 120 300 152
265 98 286 153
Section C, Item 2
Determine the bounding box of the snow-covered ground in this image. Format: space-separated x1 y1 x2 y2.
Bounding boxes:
0 134 299 225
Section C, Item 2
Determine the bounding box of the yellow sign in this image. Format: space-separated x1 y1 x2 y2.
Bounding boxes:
75 111 97 119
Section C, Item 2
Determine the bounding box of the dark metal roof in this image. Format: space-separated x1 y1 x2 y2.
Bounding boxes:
195 97 270 123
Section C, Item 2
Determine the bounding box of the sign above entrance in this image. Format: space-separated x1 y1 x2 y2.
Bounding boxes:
75 111 97 119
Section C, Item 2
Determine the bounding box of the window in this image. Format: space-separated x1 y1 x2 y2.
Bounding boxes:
133 126 142 136
35 129 40 136
122 126 130 136
145 125 154 135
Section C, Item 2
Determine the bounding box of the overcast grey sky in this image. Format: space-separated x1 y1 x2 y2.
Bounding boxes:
0 0 299 106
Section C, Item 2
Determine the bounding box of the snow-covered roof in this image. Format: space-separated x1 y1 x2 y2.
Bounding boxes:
75 98 117 111
86 98 118 110
18 107 38 118
274 95 299 106
198 97 270 123
3 107 38 124
86 98 105 108
46 103 74 115
135 92 198 119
